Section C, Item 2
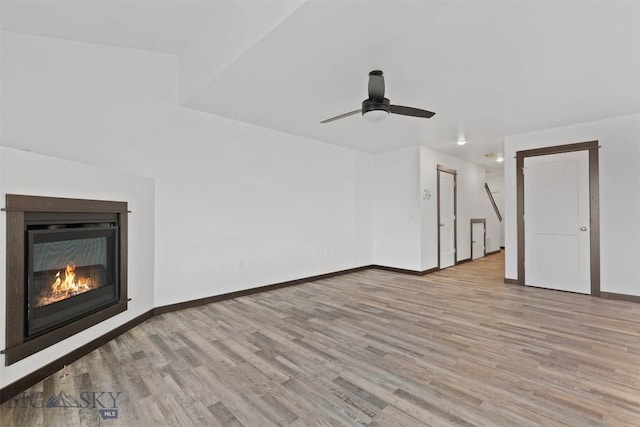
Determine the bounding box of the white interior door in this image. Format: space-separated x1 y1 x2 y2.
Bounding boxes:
439 171 455 268
524 151 590 293
472 222 485 260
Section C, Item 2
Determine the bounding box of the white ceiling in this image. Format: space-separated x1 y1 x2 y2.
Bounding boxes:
0 0 225 54
2 0 639 173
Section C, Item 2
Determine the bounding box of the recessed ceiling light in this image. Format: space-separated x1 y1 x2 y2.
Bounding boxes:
496 155 504 162
457 139 466 146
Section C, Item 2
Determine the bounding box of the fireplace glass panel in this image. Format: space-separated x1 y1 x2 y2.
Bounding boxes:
27 226 118 337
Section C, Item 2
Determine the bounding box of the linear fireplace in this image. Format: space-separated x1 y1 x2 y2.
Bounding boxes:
3 195 128 365
27 224 118 338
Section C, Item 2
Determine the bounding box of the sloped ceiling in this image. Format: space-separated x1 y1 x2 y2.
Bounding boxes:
2 0 639 173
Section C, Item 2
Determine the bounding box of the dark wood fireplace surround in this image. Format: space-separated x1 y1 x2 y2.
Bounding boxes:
3 195 128 365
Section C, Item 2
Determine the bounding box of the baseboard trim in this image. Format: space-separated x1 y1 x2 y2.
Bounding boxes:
600 292 640 303
455 258 472 265
486 249 501 256
371 265 439 276
154 266 370 315
504 278 520 285
0 309 154 404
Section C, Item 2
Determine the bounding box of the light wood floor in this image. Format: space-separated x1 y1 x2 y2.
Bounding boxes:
2 252 639 426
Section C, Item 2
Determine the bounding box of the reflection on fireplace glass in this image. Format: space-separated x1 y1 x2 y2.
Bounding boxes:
32 237 109 308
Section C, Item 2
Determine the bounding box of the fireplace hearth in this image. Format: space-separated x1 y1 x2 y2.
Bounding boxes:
3 195 128 365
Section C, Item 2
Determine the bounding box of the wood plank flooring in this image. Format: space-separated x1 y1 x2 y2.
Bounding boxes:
2 252 639 426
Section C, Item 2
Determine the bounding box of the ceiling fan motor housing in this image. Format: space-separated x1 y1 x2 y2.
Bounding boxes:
362 97 390 115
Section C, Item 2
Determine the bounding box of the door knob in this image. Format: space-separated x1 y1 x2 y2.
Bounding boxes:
580 226 588 231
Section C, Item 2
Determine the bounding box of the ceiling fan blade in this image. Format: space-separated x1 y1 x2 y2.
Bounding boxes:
389 105 435 118
368 70 385 101
320 109 362 123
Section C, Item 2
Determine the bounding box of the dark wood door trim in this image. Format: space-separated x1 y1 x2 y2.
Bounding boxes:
515 141 600 296
437 166 457 269
437 165 457 175
515 141 598 158
588 146 601 296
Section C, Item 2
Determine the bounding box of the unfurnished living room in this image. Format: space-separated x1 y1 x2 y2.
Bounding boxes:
1 1 639 426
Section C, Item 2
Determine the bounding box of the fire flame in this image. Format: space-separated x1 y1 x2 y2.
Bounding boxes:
51 263 92 295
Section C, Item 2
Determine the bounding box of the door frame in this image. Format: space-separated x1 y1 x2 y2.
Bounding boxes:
437 165 457 269
515 141 600 295
470 218 486 260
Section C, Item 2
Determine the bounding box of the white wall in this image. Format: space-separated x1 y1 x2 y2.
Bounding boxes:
151 120 373 306
372 146 421 270
420 146 501 270
504 114 640 296
486 173 505 247
0 147 155 388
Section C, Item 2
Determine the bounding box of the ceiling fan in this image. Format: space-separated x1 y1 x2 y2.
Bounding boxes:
321 70 436 123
